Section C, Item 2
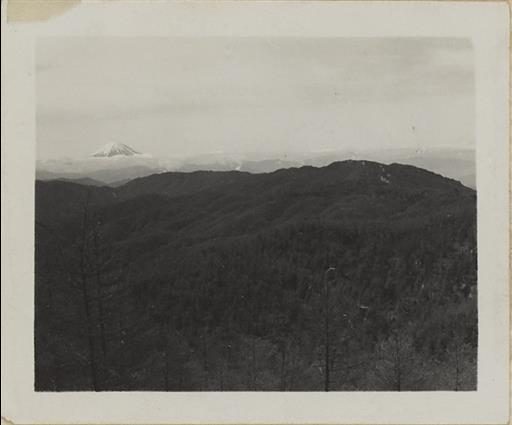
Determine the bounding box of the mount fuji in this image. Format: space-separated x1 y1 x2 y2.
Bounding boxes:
91 142 142 158
36 143 166 185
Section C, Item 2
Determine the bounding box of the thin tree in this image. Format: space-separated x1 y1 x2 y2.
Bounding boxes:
77 191 101 390
323 266 336 391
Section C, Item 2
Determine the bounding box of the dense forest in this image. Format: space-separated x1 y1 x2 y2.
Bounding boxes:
35 160 477 391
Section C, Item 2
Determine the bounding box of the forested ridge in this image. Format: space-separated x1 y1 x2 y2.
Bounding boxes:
35 160 477 391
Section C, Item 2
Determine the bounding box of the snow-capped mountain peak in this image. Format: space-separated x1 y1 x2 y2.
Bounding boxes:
91 143 142 158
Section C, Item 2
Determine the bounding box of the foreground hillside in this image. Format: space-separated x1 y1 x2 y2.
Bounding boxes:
35 161 477 391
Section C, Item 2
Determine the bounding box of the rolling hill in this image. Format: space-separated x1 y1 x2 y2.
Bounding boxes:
34 161 477 391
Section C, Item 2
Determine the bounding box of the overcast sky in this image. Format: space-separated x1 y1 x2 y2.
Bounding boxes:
36 37 474 160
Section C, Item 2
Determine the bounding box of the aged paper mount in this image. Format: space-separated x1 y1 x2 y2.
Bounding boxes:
1 0 510 424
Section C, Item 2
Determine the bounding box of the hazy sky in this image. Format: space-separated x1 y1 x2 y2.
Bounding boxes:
36 37 474 160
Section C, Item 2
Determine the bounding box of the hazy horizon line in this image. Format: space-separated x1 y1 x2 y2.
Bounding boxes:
36 145 475 162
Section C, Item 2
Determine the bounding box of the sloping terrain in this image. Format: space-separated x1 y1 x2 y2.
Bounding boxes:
35 161 477 391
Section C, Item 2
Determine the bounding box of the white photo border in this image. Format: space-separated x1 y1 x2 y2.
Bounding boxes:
1 1 509 424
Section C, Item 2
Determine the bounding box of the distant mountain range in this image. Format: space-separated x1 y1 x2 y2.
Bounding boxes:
36 144 476 189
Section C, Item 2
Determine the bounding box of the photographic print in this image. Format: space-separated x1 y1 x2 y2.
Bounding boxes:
2 1 509 424
35 37 477 392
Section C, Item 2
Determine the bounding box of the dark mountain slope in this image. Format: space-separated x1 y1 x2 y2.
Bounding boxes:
35 180 115 228
117 170 251 199
35 161 477 391
37 161 474 264
95 161 473 244
117 160 469 200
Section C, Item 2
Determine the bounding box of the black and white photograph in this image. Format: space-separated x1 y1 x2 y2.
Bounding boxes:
1 1 509 424
34 36 477 392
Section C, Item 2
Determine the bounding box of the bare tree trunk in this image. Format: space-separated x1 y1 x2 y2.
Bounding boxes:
280 349 287 391
394 332 402 392
45 283 61 390
161 317 174 391
162 280 173 391
79 194 100 391
251 338 257 390
454 341 460 391
178 362 183 391
80 268 99 390
97 275 107 357
92 225 108 359
219 358 225 391
201 327 209 388
118 314 127 388
324 280 330 392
